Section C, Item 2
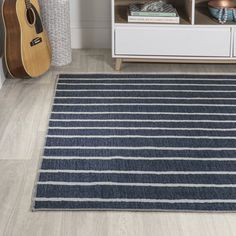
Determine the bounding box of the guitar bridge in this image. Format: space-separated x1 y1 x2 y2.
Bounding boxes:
30 37 42 47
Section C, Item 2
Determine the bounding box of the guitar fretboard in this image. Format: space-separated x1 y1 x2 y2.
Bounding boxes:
25 0 31 9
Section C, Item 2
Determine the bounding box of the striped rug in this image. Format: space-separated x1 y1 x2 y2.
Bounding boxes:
33 74 236 211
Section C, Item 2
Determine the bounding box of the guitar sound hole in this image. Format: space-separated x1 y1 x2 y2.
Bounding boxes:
26 8 35 25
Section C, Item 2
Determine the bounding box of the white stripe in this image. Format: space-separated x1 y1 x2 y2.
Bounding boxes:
37 181 236 188
49 127 236 131
53 103 236 107
51 112 236 116
55 96 236 100
44 147 236 150
39 170 236 175
56 89 236 92
42 156 236 161
46 135 236 140
49 119 236 123
57 83 236 87
34 197 236 203
58 77 236 81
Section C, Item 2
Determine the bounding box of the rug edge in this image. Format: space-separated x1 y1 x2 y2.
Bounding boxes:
31 73 60 211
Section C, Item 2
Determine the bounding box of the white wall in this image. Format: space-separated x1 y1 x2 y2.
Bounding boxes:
69 0 111 49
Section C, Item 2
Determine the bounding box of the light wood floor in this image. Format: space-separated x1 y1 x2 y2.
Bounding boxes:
1 49 236 236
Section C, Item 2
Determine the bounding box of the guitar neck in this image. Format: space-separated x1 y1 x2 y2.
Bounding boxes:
25 0 31 9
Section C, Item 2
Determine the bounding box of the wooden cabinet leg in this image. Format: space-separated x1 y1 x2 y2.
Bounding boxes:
115 59 123 71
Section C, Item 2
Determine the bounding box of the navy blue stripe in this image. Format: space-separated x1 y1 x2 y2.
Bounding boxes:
36 185 236 199
34 201 236 211
44 149 236 158
52 105 236 113
57 84 236 91
50 113 236 121
58 79 236 85
48 128 236 136
41 159 236 171
45 137 236 148
49 121 236 129
54 98 236 105
39 173 236 184
55 91 236 98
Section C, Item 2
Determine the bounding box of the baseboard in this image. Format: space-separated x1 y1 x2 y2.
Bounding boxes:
0 57 6 89
71 27 111 49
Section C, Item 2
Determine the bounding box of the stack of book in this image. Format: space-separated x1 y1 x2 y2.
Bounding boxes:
128 3 180 24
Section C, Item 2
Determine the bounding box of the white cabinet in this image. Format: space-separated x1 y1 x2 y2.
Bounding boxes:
112 0 236 70
115 26 231 57
233 29 236 57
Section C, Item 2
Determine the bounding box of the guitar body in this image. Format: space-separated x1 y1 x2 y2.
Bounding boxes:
2 0 51 78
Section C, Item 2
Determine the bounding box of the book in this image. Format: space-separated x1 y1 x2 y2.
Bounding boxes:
130 11 177 17
129 3 177 17
128 15 180 24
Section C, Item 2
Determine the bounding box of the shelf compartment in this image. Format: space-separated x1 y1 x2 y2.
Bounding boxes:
195 1 236 25
114 0 193 25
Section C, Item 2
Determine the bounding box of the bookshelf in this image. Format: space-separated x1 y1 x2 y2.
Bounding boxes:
115 5 190 24
112 0 236 70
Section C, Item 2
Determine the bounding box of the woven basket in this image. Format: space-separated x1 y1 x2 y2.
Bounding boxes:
39 0 72 66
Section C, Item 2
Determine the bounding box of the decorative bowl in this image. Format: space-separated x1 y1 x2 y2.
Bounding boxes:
208 0 236 22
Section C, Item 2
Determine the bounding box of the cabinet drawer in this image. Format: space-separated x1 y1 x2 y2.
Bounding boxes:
115 27 231 57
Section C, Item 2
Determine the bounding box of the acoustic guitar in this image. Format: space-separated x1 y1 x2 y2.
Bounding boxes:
2 0 51 78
